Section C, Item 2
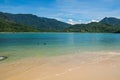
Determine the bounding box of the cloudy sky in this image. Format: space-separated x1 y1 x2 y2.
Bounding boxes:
0 0 120 24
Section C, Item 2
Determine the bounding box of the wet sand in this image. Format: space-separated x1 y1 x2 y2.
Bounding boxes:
0 52 120 80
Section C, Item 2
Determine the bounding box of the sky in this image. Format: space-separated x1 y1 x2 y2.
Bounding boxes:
0 0 120 24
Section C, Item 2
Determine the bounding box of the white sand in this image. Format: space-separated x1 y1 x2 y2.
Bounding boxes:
0 52 120 80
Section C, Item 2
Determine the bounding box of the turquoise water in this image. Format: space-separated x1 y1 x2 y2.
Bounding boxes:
0 33 120 61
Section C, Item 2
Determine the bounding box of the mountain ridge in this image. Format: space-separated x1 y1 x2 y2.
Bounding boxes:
0 11 120 33
66 18 120 33
0 12 70 31
100 17 120 26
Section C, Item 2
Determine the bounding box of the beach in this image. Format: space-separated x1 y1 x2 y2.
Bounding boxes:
0 52 120 80
0 33 120 80
1 0 120 79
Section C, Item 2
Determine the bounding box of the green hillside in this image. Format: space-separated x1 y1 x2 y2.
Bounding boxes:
0 19 38 32
66 22 120 33
100 17 120 26
0 12 120 33
0 12 70 31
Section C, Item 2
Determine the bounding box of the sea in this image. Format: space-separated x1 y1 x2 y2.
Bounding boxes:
0 33 120 61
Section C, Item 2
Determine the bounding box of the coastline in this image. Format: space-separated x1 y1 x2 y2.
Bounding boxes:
0 52 120 80
0 32 120 34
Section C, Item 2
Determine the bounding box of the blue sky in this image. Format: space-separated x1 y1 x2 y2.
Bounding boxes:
0 0 120 24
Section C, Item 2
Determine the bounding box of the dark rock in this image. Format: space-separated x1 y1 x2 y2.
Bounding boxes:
44 43 47 45
0 56 8 61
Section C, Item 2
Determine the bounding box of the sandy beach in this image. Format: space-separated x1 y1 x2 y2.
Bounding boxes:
0 52 120 80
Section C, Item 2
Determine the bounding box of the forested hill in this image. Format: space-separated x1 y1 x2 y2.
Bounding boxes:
0 18 39 32
100 17 120 26
0 12 70 31
65 17 120 33
0 11 120 33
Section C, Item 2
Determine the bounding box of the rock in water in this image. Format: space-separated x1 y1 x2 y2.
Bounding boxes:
0 56 7 61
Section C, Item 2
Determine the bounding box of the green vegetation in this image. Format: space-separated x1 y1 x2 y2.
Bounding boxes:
66 22 120 33
0 19 39 32
66 17 120 33
0 12 70 31
0 12 120 33
100 17 120 26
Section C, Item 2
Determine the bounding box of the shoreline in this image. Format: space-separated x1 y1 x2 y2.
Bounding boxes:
0 32 119 34
0 52 120 80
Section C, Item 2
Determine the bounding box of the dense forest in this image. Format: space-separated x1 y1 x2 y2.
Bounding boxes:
66 17 120 33
66 22 120 33
0 19 38 32
0 12 120 33
0 12 70 32
100 17 120 26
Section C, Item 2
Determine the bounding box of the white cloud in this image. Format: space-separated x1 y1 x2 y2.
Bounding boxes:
67 19 81 25
1 0 120 24
91 19 99 22
67 19 100 24
67 19 74 25
55 0 120 23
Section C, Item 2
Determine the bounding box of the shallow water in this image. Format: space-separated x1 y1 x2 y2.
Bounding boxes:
0 33 120 61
